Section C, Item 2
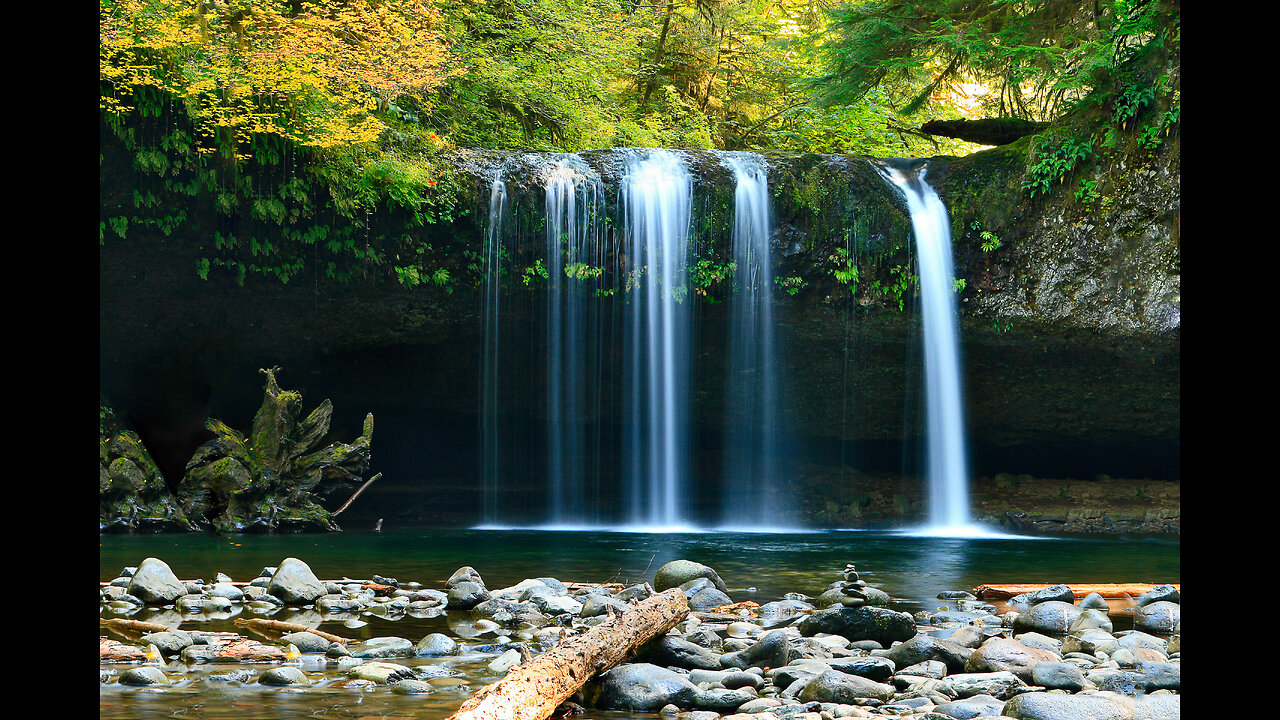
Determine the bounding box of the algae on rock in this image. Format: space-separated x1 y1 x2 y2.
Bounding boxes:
99 406 199 533
178 368 375 533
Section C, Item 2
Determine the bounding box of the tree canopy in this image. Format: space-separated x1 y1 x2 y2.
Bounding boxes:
815 0 1180 121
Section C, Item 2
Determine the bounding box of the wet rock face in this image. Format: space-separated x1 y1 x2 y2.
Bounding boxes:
930 136 1180 335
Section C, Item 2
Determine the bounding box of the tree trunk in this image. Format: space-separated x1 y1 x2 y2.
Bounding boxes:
445 587 689 720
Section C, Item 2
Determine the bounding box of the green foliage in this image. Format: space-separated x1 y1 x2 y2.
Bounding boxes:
522 259 550 286
1023 136 1093 198
828 248 859 295
1075 179 1101 206
775 275 807 296
816 0 1178 125
867 264 916 311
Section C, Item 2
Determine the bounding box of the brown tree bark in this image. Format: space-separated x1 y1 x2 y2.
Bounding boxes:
445 587 689 720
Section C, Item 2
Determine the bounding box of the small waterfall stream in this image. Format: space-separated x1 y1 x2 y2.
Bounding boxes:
877 161 982 535
719 152 788 528
542 156 607 525
480 174 507 526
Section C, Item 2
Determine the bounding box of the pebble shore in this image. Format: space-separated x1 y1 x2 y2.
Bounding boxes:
100 557 1180 720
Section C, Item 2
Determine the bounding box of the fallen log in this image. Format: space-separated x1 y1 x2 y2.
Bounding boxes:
919 117 1049 146
444 587 689 720
100 618 175 638
973 583 1180 600
233 618 349 645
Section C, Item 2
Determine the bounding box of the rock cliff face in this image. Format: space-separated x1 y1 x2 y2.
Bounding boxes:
99 137 1178 526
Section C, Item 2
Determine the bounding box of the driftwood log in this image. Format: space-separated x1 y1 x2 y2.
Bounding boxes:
974 583 1180 600
445 587 689 720
233 617 350 645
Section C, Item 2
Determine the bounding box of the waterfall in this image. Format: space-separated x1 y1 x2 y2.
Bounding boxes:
542 156 607 525
877 162 977 534
719 152 788 528
621 150 695 529
480 173 508 526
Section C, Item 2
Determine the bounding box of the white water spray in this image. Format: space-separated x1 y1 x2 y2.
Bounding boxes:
480 174 508 525
878 162 981 535
719 152 788 528
621 150 695 530
543 156 606 524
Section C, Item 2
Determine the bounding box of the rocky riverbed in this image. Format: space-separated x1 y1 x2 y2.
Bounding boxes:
100 557 1180 720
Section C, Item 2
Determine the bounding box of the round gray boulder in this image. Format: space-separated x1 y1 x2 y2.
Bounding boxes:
118 666 170 686
796 669 895 703
266 558 328 604
590 662 701 711
1134 601 1179 634
1011 600 1083 635
259 667 310 686
126 558 187 604
653 560 729 594
1001 692 1131 720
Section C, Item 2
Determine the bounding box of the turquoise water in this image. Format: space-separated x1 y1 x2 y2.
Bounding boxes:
100 527 1178 720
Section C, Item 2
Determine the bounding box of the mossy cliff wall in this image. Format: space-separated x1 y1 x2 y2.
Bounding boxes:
100 134 1179 525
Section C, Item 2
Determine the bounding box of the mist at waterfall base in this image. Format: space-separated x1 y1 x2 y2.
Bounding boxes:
471 150 1012 537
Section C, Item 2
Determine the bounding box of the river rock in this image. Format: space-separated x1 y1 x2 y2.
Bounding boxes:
1024 584 1074 605
654 560 729 594
683 582 734 611
1137 661 1179 691
527 589 583 616
126 558 187 604
267 558 328 604
590 662 701 711
1061 629 1115 656
259 667 310 685
1030 661 1086 691
875 635 971 673
118 666 170 686
1001 691 1131 719
946 625 986 649
446 566 485 589
1135 584 1179 606
1079 592 1110 611
964 637 1059 683
280 631 333 654
1012 632 1062 654
347 661 416 684
942 670 1026 699
638 635 723 670
828 655 897 682
415 633 458 656
933 693 1005 719
581 594 633 618
796 669 895 703
209 582 245 601
447 581 491 610
693 686 758 710
1068 608 1113 634
1011 601 1083 635
1134 601 1179 634
797 606 916 646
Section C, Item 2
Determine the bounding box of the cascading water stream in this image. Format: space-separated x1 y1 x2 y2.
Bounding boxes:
542 156 607 525
719 152 789 529
877 161 983 535
621 150 695 530
480 173 508 526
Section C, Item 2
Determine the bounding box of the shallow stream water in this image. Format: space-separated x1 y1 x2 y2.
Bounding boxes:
100 527 1179 720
